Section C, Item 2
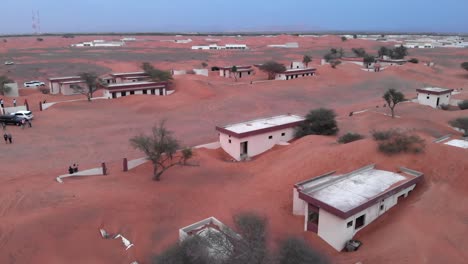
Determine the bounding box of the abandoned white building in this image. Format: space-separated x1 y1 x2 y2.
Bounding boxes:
416 87 453 108
398 43 434 49
267 42 299 48
219 66 253 78
102 81 168 99
48 76 85 95
191 44 248 50
104 72 150 84
275 68 316 80
216 114 305 161
293 164 423 251
71 40 125 47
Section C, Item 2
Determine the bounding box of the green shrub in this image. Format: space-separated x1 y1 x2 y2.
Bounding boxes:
458 100 468 110
408 58 419 63
295 108 338 137
338 133 364 144
372 129 425 155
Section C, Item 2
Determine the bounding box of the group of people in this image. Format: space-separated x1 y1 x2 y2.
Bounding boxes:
3 132 13 144
68 163 79 174
0 98 17 108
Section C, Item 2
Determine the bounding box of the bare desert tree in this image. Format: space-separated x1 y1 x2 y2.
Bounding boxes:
383 88 405 118
0 75 13 95
258 61 286 80
130 120 193 181
70 72 103 101
277 237 329 264
231 66 238 81
141 62 173 82
302 55 312 67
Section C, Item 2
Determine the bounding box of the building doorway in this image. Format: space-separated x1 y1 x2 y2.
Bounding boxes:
112 92 116 99
240 141 248 159
355 214 365 230
159 89 164 96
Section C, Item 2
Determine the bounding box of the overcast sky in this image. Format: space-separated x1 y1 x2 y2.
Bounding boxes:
1 0 467 34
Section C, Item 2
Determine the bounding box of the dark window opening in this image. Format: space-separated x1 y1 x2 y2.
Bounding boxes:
308 212 319 225
151 89 156 95
347 221 353 228
142 89 147 94
268 135 273 139
426 96 430 99
380 204 384 210
130 90 135 95
355 214 365 229
281 132 285 136
121 91 126 97
228 139 231 143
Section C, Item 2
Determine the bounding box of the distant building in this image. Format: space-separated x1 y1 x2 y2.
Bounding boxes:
293 164 423 251
103 81 168 99
219 66 253 78
71 40 125 47
267 42 299 48
107 72 150 84
191 44 248 50
48 76 85 95
216 114 305 161
274 61 316 80
416 87 453 108
275 68 316 80
397 43 434 49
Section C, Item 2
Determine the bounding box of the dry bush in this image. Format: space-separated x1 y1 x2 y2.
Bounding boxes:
372 129 425 155
458 100 468 110
338 132 364 144
39 86 49 94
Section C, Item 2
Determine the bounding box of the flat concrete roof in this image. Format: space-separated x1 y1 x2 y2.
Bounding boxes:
417 87 453 95
106 81 164 88
49 76 81 81
219 114 304 134
418 87 452 93
296 165 423 218
444 139 468 149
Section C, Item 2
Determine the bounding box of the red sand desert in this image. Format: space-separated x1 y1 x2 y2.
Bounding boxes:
0 35 468 264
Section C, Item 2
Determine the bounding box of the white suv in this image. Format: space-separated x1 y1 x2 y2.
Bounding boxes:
24 81 45 87
12 110 34 120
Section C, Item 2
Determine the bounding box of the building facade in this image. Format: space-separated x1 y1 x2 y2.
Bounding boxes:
49 76 86 95
293 165 423 251
103 81 168 99
219 66 253 78
275 68 316 80
416 87 453 108
216 114 305 161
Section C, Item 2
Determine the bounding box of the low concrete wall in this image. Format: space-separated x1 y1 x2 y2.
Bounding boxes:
193 69 208 76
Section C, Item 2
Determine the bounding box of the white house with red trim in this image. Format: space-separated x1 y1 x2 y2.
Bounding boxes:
293 164 423 251
416 87 453 108
102 81 168 99
274 61 316 80
216 114 305 161
48 76 86 95
219 66 253 79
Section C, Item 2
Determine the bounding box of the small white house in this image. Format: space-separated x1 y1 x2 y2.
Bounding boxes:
48 76 86 95
103 81 168 99
293 164 423 251
416 87 453 108
275 68 316 80
191 44 248 50
216 114 305 161
108 72 150 84
71 40 125 47
219 66 253 78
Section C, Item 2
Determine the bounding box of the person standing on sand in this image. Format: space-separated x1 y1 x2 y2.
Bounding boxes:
7 133 12 144
68 166 74 174
3 133 7 143
13 98 16 107
27 119 32 128
0 98 4 108
21 118 25 129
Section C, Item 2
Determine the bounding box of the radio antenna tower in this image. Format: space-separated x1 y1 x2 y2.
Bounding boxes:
32 10 41 35
32 10 37 34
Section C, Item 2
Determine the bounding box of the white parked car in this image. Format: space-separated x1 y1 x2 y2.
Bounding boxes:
12 110 34 120
24 81 45 87
4 61 14 65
